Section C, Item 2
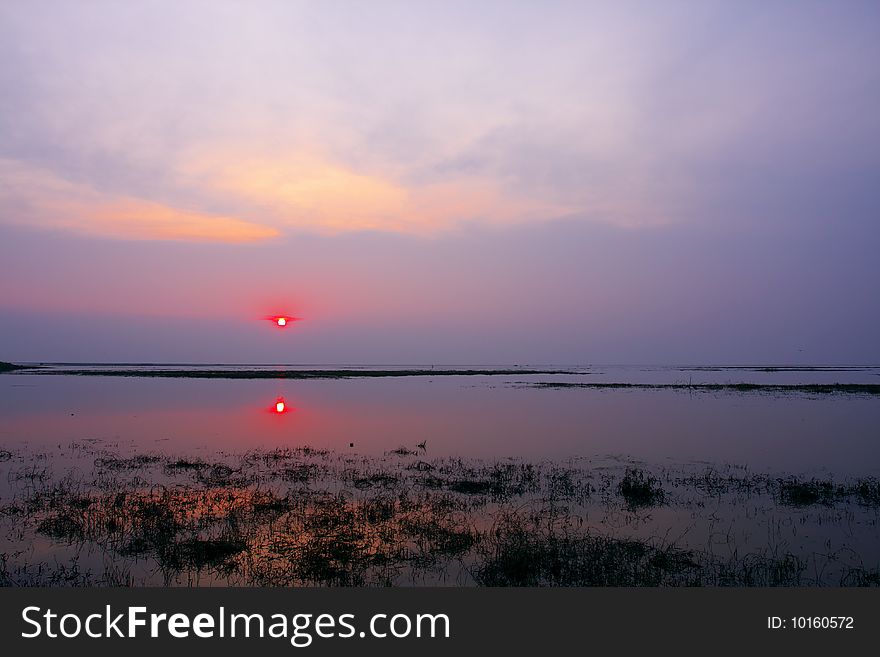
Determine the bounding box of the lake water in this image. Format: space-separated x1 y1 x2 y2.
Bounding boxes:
2 364 878 476
2 364 879 586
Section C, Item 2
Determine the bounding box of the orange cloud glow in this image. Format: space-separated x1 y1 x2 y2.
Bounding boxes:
0 159 278 243
2 151 577 242
181 151 574 235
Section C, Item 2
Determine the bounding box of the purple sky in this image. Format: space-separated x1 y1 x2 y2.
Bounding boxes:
1 1 878 364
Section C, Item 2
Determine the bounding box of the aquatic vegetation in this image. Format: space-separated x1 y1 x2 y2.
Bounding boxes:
618 468 665 508
529 382 880 396
7 367 570 380
777 478 838 507
0 361 35 372
0 445 878 587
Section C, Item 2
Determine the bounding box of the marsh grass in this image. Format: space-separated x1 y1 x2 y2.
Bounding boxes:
0 361 34 372
9 367 568 380
0 446 878 587
618 468 665 509
775 476 880 508
529 382 880 396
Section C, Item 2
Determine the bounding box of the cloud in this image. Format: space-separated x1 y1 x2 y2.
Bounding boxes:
178 148 575 235
0 151 574 241
0 159 279 242
1 1 878 242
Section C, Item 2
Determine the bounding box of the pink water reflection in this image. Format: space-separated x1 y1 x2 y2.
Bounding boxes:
1 374 879 475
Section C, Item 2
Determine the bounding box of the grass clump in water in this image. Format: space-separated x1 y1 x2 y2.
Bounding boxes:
777 478 837 507
163 537 247 570
618 468 665 508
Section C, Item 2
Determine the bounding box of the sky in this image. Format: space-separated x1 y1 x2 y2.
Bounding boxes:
1 0 878 364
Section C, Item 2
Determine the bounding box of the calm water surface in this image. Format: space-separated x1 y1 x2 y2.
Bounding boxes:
2 364 878 475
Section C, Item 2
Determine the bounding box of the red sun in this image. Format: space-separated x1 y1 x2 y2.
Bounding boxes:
271 397 291 414
266 315 299 328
